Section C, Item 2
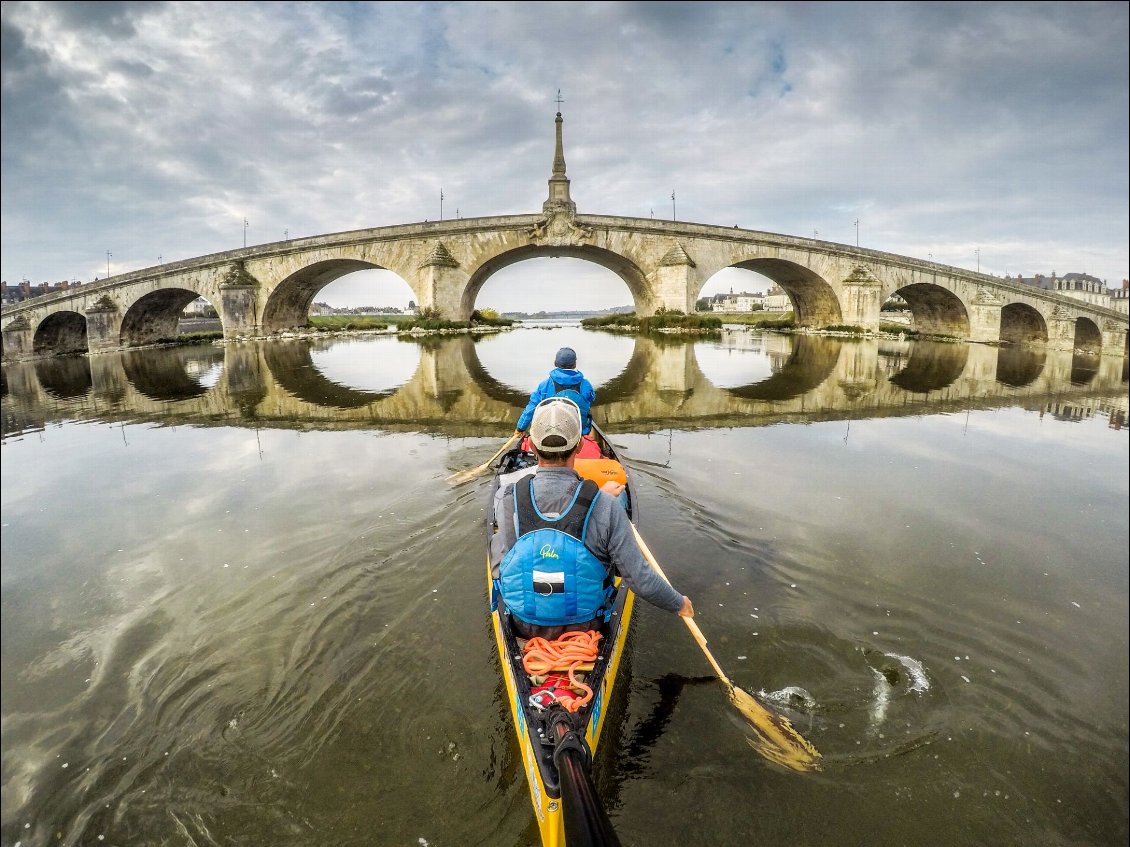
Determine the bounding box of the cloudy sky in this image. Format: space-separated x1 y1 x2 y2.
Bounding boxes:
2 1 1127 311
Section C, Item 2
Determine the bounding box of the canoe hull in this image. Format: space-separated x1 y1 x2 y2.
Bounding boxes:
487 424 635 846
489 587 635 846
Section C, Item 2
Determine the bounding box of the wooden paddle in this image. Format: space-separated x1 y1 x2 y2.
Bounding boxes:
446 433 521 486
630 524 823 773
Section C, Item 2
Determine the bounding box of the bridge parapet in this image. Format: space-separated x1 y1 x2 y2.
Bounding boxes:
2 213 1126 360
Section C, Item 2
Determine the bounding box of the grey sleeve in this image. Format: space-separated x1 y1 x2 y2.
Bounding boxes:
489 485 515 579
589 494 685 613
490 468 538 578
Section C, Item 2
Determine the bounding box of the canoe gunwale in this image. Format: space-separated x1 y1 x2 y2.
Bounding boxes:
486 422 636 842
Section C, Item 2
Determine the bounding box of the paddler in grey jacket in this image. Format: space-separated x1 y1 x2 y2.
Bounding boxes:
490 397 695 640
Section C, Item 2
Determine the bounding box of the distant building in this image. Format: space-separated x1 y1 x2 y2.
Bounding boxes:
2 279 83 306
1013 271 1121 310
764 284 791 312
181 296 217 318
1109 280 1129 316
710 290 764 312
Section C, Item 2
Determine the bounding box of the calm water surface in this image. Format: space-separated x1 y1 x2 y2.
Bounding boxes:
2 324 1127 846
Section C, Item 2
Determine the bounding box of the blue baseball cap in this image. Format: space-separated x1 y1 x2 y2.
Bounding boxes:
554 347 577 368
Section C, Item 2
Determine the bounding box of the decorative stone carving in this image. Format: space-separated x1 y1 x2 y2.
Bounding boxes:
220 260 260 289
659 243 696 268
420 241 459 269
87 295 118 313
1049 304 1072 319
842 265 880 286
527 210 593 247
973 285 1006 305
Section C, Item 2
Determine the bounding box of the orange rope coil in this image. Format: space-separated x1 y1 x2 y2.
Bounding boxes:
522 630 602 712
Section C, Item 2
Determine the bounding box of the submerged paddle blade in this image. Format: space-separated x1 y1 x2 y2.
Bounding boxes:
446 434 521 487
730 685 822 773
446 465 486 486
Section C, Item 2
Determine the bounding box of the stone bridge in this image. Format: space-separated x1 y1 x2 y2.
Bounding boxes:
3 111 1127 360
3 334 1125 440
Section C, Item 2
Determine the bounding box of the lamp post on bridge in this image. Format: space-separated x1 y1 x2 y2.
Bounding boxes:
106 251 112 279
975 248 980 273
671 190 676 221
243 219 248 248
854 219 859 247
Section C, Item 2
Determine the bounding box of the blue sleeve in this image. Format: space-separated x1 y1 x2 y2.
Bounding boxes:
516 378 552 431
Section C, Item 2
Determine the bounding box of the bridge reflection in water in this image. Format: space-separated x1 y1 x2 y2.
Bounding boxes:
2 331 1127 440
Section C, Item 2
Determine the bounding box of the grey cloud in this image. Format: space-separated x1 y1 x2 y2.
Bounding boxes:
52 0 163 36
1 1 1126 290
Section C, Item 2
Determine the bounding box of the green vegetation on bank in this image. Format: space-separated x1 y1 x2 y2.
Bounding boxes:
581 309 723 334
708 311 795 326
160 331 224 345
308 308 514 334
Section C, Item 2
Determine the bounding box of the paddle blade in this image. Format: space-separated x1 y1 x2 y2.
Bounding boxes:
730 685 822 773
446 434 521 487
446 463 489 486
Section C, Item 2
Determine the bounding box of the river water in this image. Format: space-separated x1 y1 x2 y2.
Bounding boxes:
2 324 1127 847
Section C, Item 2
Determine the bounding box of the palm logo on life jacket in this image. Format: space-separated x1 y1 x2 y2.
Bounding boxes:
497 478 611 626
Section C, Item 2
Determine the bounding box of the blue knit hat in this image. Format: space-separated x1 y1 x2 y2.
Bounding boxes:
554 347 577 368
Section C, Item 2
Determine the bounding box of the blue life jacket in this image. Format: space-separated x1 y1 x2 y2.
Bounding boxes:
551 379 592 432
497 478 611 626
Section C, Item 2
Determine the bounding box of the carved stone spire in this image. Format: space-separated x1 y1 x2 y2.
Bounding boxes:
544 108 576 215
552 111 567 176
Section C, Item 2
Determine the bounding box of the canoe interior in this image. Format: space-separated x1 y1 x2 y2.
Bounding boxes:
487 423 636 843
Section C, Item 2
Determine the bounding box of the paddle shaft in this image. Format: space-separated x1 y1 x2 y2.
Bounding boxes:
629 524 734 687
551 718 621 846
480 432 521 471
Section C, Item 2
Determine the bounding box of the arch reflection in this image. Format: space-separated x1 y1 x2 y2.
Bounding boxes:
34 356 93 400
4 332 1128 441
263 339 412 409
723 335 841 401
121 346 226 402
1069 354 1099 386
996 347 1046 388
887 341 969 393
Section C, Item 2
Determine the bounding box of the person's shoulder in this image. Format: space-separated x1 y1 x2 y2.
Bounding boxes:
589 487 623 517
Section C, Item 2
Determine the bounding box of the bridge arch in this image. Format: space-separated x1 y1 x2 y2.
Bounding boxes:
33 310 87 356
121 288 214 347
263 259 410 332
462 245 647 318
1000 302 1048 345
1073 317 1103 352
894 283 970 338
709 258 842 326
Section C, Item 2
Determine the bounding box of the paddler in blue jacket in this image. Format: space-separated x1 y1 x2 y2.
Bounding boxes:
492 397 695 640
515 347 599 456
